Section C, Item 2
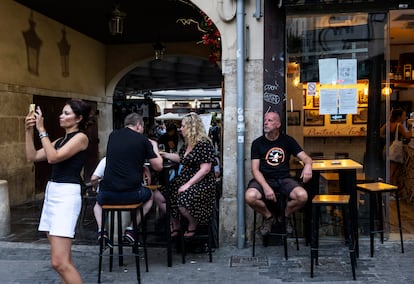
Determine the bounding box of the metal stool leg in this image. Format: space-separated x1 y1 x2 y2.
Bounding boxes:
368 192 375 257
98 209 106 283
117 210 123 267
131 208 141 284
344 204 356 280
395 191 404 253
252 211 256 257
378 193 385 244
134 206 149 272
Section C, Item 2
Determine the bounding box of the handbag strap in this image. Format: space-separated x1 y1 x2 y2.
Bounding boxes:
395 123 400 141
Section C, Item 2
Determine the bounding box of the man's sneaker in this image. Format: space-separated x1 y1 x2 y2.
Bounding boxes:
123 229 136 245
97 230 113 248
259 216 274 236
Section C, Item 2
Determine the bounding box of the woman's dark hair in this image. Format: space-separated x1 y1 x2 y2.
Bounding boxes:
390 108 406 122
67 99 92 130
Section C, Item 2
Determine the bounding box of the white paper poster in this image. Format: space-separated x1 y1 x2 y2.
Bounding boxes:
338 59 357 85
319 89 338 114
319 58 337 85
199 113 213 135
339 88 357 114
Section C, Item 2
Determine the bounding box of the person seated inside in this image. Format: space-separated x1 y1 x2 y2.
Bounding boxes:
245 111 312 236
158 124 179 153
95 113 163 245
91 157 152 246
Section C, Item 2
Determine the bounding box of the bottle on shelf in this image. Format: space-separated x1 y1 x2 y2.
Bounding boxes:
410 113 414 138
404 64 412 80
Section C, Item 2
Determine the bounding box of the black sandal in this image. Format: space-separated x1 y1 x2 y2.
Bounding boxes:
171 229 180 237
184 229 196 239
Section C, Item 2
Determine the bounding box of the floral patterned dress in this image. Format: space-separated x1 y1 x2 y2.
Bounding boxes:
169 138 216 225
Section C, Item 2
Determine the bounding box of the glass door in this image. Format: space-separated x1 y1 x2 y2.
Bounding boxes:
285 12 387 164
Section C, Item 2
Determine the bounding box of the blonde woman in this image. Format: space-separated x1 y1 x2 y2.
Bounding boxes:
160 113 216 238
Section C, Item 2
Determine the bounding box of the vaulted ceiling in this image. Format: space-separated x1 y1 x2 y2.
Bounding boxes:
15 1 414 96
15 0 223 95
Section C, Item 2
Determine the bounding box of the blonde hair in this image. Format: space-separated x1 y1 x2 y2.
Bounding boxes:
182 112 211 147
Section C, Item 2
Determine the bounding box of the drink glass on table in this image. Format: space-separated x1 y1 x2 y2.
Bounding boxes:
158 144 165 152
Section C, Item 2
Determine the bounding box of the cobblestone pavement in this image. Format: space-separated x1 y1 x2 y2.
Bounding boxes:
0 237 413 284
3 200 414 283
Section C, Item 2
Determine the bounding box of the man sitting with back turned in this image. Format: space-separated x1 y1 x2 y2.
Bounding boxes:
245 111 312 236
96 112 163 242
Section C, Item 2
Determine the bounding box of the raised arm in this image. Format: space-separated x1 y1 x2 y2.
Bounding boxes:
148 138 163 171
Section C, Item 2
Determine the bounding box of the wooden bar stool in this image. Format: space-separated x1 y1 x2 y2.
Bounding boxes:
252 193 299 260
357 182 404 257
98 203 147 284
311 195 356 280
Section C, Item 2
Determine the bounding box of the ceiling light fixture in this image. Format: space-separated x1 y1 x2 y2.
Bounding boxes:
153 40 166 60
108 5 126 36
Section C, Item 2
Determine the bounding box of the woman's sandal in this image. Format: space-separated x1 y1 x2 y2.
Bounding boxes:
184 229 196 239
170 229 180 238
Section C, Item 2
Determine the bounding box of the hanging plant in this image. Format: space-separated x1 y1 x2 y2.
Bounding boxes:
176 10 221 66
198 12 221 65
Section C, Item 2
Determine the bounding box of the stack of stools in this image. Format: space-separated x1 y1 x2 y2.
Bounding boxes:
356 182 404 257
311 195 356 280
252 193 299 260
98 203 148 284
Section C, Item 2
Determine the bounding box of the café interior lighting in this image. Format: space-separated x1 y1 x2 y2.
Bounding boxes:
153 40 166 60
108 5 126 36
382 85 393 96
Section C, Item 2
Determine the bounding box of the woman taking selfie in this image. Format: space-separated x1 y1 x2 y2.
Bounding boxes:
25 99 91 283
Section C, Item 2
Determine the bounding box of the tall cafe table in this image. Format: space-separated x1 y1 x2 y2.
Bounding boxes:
160 161 177 267
147 160 177 267
303 159 363 257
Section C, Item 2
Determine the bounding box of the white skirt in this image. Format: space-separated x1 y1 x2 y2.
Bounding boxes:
38 181 81 238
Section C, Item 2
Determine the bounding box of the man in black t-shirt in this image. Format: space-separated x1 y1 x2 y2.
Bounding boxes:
96 113 163 244
245 111 312 236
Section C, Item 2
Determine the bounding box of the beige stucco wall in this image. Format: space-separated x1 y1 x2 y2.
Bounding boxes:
0 0 108 205
193 0 265 245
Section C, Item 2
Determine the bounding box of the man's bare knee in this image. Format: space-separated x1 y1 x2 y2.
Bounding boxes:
290 187 308 204
245 188 260 204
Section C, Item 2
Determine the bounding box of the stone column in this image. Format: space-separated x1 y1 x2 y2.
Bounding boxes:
0 180 11 237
